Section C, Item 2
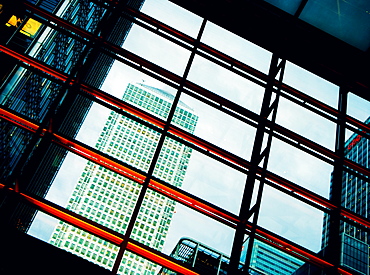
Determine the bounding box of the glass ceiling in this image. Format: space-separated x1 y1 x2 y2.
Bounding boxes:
264 0 370 51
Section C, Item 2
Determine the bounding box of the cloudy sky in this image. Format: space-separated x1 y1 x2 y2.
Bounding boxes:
29 0 370 266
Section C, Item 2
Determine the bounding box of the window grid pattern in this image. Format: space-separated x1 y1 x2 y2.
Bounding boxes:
0 0 369 275
50 83 197 273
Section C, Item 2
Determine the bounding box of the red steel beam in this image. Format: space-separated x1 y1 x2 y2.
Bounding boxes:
0 183 199 275
254 228 352 275
1 63 369 228
24 1 369 137
0 107 360 275
2 11 369 181
1 94 370 227
0 181 352 274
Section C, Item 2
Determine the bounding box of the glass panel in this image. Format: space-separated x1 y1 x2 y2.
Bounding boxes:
153 140 247 214
268 138 333 198
276 96 336 150
344 124 370 168
258 184 324 252
201 22 272 73
118 250 164 275
29 211 116 271
188 54 265 114
299 0 370 51
75 76 180 164
123 21 191 76
75 103 161 173
29 147 143 234
347 92 370 124
175 93 256 160
284 61 339 109
140 0 203 38
132 190 235 257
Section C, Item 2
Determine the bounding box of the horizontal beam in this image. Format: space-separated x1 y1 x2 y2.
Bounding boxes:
0 106 361 274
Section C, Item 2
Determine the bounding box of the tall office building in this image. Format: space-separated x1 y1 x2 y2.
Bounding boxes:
49 83 198 274
0 0 144 232
321 116 370 275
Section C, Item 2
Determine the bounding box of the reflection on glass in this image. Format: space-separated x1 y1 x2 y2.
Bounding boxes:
299 0 370 51
263 0 302 15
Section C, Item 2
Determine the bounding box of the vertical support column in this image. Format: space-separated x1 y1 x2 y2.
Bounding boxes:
229 54 286 274
111 18 208 274
324 86 347 272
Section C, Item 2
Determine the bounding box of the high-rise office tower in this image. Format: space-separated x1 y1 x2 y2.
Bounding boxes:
49 83 198 274
0 0 144 232
321 116 370 275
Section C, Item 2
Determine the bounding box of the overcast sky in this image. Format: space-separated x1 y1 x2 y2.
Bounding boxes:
29 0 370 266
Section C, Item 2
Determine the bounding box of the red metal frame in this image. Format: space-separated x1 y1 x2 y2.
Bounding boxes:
1 3 367 273
0 183 199 275
0 106 360 274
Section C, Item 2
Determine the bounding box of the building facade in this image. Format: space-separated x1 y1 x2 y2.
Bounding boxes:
321 117 370 275
0 0 144 232
247 240 303 275
49 83 198 274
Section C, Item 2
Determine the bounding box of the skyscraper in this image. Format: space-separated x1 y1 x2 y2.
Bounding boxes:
49 82 198 274
321 116 370 275
0 0 144 232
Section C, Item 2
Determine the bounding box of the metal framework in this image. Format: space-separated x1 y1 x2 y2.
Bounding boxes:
0 0 369 274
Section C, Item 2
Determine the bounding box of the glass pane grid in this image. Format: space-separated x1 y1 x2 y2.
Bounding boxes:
1 0 369 274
